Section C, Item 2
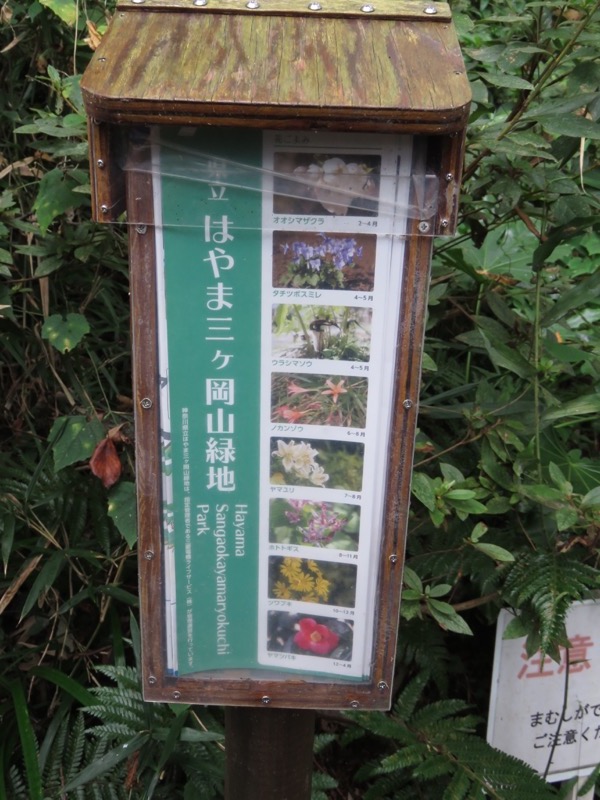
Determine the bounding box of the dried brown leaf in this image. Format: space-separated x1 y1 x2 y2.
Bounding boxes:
90 437 122 489
85 20 103 50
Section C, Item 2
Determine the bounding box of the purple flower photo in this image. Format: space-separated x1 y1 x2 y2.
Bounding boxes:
273 231 377 291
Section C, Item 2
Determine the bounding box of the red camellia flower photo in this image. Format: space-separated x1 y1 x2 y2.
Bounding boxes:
293 617 339 656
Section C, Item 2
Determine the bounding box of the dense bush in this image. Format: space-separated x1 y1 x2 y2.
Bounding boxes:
1 0 599 797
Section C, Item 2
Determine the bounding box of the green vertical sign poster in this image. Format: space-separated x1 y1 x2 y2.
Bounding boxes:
155 128 262 674
154 127 414 681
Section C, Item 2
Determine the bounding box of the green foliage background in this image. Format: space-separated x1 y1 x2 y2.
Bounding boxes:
1 0 599 797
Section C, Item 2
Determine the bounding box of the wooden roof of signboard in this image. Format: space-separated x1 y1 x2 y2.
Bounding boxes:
81 0 471 133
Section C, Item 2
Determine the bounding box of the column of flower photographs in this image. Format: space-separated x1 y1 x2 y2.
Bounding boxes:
260 142 391 677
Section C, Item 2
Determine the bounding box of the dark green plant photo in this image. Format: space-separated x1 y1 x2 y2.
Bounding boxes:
1 0 599 797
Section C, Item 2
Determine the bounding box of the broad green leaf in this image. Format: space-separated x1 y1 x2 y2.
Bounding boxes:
440 463 465 484
555 507 579 531
498 44 546 72
1 513 15 574
62 734 148 792
485 497 513 514
411 473 437 512
471 542 515 562
402 589 424 601
539 116 600 141
463 224 538 283
544 338 593 365
543 394 600 422
483 73 533 90
540 431 600 494
503 130 552 150
2 680 43 800
445 489 477 500
402 566 423 593
39 0 77 25
467 45 506 62
481 440 515 491
427 599 473 635
480 332 534 379
484 14 534 22
520 485 566 505
33 256 65 278
533 216 599 270
541 271 600 326
0 250 11 276
421 352 437 372
49 415 104 471
503 616 528 640
474 315 510 344
523 93 600 119
30 666 97 707
494 138 555 161
99 585 140 606
579 231 600 256
61 74 84 114
400 600 422 620
427 583 452 598
452 11 474 37
108 481 138 547
15 119 86 139
0 285 15 321
470 522 488 543
21 552 64 618
430 507 445 527
33 168 80 231
581 486 600 509
41 312 90 353
552 195 594 226
447 498 488 514
548 462 571 493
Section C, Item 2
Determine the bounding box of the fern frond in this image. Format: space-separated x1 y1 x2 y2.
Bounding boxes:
41 708 70 792
441 768 471 800
311 770 338 800
396 618 453 694
392 672 430 720
85 701 146 728
354 676 560 800
499 551 600 656
362 772 409 799
313 733 337 754
63 708 86 786
6 764 28 800
375 745 427 774
94 665 141 690
413 754 455 780
448 737 558 799
350 711 413 746
91 685 145 703
87 722 139 739
576 760 600 795
410 699 473 730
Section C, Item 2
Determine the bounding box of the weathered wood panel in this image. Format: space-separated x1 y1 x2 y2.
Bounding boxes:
118 0 452 20
82 9 470 131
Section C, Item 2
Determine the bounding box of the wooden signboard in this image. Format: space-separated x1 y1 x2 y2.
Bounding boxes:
81 0 470 710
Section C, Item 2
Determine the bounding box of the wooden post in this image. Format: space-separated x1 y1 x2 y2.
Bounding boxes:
225 707 316 800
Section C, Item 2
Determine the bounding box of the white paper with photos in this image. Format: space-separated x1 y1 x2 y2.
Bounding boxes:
258 131 413 679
